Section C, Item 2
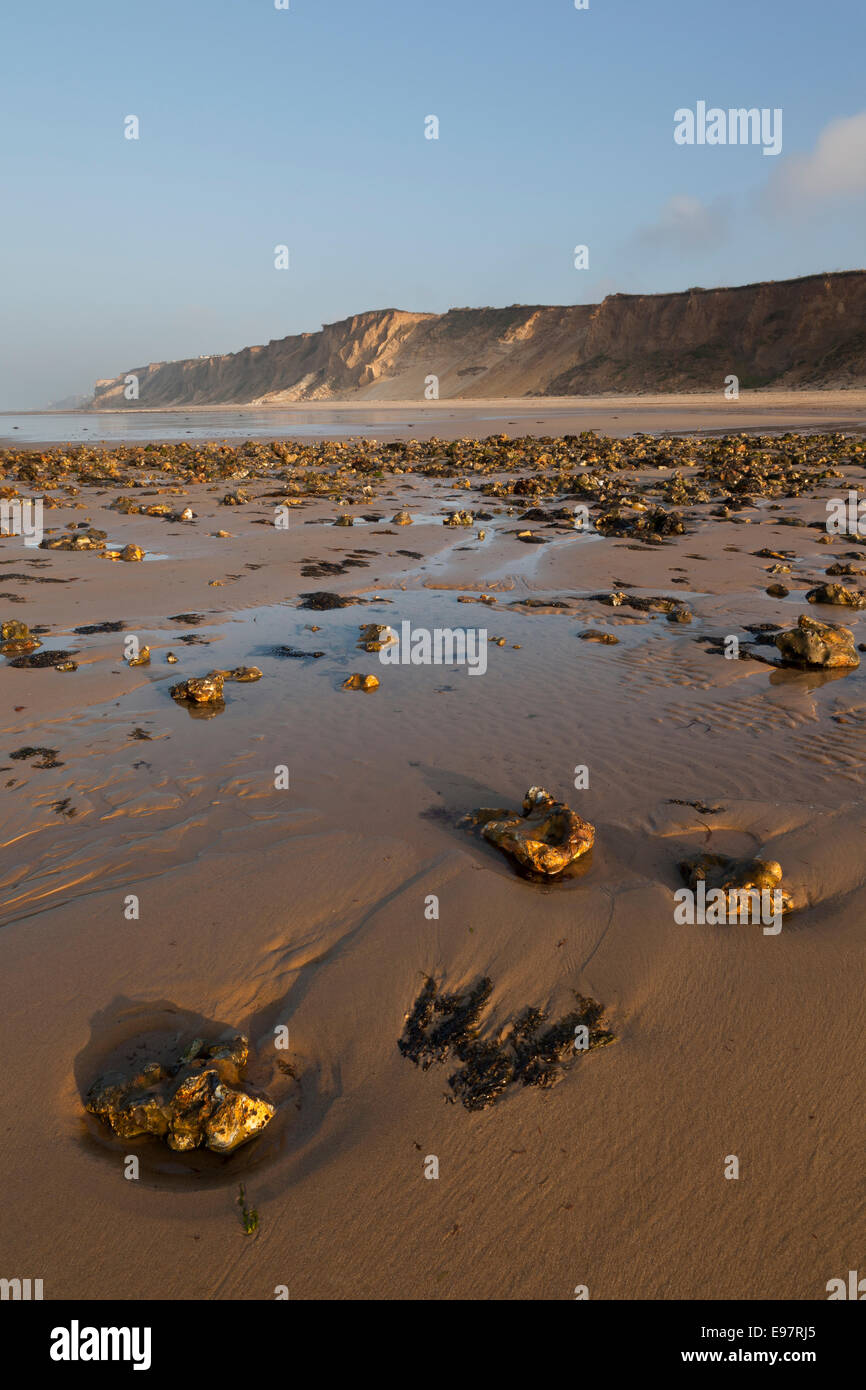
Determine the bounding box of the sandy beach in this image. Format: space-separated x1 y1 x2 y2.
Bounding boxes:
1 412 864 1301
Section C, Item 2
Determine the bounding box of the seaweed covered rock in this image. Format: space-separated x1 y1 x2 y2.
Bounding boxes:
0 619 41 657
170 671 225 704
464 786 594 877
679 852 794 918
342 672 379 691
773 614 859 669
85 1035 275 1154
595 507 685 541
358 623 395 653
805 583 866 609
40 527 106 552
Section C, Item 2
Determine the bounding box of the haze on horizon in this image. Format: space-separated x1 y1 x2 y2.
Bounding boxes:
2 0 865 411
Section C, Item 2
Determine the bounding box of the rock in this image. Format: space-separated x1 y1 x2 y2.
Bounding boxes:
805 583 866 609
85 1034 274 1155
334 514 355 527
342 673 379 691
766 583 789 597
666 604 692 623
170 672 226 704
466 786 595 877
579 629 619 643
358 624 395 652
166 652 179 663
179 507 195 522
392 511 413 525
128 646 150 667
595 507 685 540
226 666 262 682
120 544 144 562
205 1091 275 1154
774 615 859 669
444 510 474 527
826 562 863 576
2 620 32 641
40 527 106 551
679 852 794 916
1 634 41 656
221 490 249 506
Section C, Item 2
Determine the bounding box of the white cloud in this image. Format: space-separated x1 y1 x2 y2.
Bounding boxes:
635 195 728 252
768 111 866 207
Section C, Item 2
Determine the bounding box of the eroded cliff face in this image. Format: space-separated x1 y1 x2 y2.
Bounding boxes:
90 270 866 407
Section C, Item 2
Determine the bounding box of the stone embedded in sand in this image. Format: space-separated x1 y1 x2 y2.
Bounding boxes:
1 631 41 656
773 614 859 669
766 583 790 597
595 507 685 540
806 582 866 609
358 623 395 652
170 671 226 704
226 665 262 682
2 620 32 642
666 604 692 623
342 673 379 691
205 1091 275 1153
128 645 150 666
40 527 106 552
85 1034 275 1155
579 629 619 643
679 852 794 917
392 511 413 525
166 652 179 663
444 510 474 527
467 786 595 877
826 561 864 576
334 514 354 526
120 544 144 562
221 490 250 506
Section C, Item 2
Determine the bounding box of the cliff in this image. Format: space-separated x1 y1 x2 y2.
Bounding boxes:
90 270 866 407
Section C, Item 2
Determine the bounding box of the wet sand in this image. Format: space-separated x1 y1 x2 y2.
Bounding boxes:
1 427 864 1299
3 388 866 446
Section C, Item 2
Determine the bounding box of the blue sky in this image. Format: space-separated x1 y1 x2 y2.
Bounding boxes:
2 0 865 408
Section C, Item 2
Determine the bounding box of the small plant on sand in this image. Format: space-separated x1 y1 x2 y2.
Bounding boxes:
237 1183 259 1236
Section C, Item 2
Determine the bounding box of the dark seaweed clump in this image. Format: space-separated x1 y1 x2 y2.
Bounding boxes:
8 649 76 668
73 620 126 635
9 746 63 769
398 976 614 1111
